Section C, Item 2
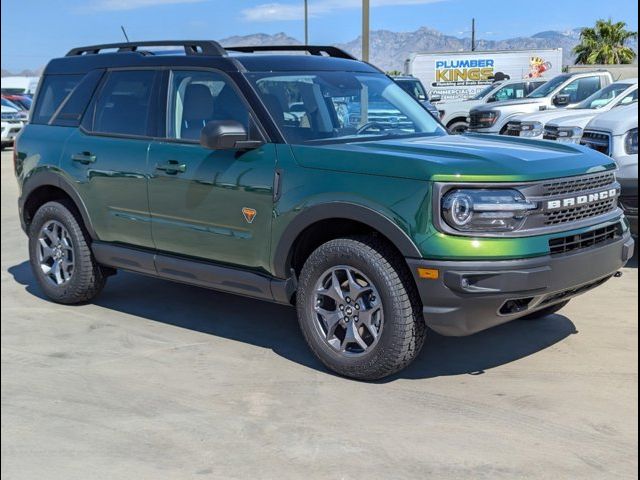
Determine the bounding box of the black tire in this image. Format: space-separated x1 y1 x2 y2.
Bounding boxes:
521 300 570 320
448 120 468 134
297 235 426 380
28 200 106 304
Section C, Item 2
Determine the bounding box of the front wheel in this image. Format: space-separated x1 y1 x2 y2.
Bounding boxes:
296 236 426 380
448 121 469 135
28 200 106 304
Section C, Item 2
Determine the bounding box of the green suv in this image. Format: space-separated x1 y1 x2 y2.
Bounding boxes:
15 41 635 380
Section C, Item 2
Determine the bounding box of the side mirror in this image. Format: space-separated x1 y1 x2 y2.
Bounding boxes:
429 94 442 103
487 96 497 103
553 94 571 107
200 120 262 150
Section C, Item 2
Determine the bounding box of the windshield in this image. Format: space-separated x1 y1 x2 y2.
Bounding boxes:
396 79 427 101
470 84 497 101
246 71 445 144
575 83 637 109
527 74 571 98
1 98 20 110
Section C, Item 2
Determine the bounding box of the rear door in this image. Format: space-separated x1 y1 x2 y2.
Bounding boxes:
146 69 276 270
60 69 161 249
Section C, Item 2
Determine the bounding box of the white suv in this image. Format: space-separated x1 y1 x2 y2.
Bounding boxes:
438 79 546 134
469 71 614 135
505 78 638 141
1 99 24 149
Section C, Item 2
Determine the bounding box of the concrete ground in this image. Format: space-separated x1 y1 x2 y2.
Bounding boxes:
1 149 638 479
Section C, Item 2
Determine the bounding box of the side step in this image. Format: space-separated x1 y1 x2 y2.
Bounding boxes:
92 242 294 305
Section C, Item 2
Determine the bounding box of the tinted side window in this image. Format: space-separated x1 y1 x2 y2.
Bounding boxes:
31 74 82 124
559 77 602 103
168 70 250 141
90 70 157 136
51 70 104 127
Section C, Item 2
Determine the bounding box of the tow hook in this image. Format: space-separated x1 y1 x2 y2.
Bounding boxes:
614 271 623 278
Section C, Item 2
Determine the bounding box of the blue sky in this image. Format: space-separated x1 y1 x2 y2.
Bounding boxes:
2 0 638 71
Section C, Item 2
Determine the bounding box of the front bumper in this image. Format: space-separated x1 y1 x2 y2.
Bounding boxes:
407 230 634 336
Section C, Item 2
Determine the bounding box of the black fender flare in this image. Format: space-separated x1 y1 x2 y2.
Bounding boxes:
272 202 422 278
20 170 98 240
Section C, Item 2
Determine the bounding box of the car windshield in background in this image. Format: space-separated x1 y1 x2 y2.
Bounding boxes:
527 74 571 98
470 84 495 100
575 83 637 109
246 71 445 144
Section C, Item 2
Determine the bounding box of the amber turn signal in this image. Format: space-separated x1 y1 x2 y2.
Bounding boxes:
417 268 439 280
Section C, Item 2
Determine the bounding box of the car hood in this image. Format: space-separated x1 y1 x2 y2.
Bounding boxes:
439 99 481 111
473 98 546 112
292 134 616 182
585 104 638 135
510 109 595 124
547 112 601 129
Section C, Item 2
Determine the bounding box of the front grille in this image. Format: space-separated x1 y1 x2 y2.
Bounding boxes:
549 224 621 255
543 126 559 140
505 122 522 136
544 198 618 225
468 112 484 129
581 130 611 156
620 195 638 216
541 172 616 197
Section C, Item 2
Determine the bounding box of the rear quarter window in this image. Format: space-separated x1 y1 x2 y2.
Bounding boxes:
31 75 83 124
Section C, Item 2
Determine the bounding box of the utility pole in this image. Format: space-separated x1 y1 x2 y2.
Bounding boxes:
362 0 370 62
304 0 309 45
471 18 476 51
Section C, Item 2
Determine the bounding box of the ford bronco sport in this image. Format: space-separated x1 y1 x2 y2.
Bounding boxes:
15 41 635 380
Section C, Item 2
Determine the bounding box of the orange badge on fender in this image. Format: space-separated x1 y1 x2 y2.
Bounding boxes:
242 207 257 224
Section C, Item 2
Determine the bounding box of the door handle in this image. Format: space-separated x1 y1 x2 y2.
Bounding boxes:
71 152 97 164
155 160 186 174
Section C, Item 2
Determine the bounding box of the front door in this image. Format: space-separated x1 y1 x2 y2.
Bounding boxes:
147 69 276 271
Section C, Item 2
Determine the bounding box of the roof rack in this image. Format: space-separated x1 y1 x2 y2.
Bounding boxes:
66 40 227 57
225 45 356 60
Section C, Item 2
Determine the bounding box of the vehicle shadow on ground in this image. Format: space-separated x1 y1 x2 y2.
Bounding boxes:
9 261 577 382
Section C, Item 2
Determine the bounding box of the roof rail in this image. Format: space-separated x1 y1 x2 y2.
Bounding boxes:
225 45 356 60
66 40 227 57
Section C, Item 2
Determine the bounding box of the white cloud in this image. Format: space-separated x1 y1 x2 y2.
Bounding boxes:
87 0 206 12
241 0 446 22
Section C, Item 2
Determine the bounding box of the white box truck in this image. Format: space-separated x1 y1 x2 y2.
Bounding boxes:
405 49 563 103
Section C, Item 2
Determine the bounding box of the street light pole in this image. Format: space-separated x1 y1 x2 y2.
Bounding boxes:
304 0 309 45
362 0 370 62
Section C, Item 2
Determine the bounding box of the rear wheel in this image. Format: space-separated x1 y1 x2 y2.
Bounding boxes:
521 300 570 320
28 200 106 304
296 235 426 380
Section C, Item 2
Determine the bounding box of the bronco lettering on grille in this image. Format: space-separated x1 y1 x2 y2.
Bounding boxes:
546 188 619 210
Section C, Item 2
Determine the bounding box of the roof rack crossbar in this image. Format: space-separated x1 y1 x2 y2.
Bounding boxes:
66 40 227 57
225 45 356 60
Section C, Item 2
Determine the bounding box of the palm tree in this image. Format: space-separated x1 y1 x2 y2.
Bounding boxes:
574 19 638 64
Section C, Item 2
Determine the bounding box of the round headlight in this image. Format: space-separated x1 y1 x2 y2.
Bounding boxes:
441 189 538 232
448 193 473 226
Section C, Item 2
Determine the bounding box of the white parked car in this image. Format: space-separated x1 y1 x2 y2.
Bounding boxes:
503 78 638 141
438 78 546 133
580 103 638 234
468 71 614 134
1 99 25 149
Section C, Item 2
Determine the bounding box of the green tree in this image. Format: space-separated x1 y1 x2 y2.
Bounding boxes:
574 19 638 64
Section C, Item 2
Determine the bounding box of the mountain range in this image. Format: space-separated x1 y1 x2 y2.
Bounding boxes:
218 27 638 72
2 27 637 76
